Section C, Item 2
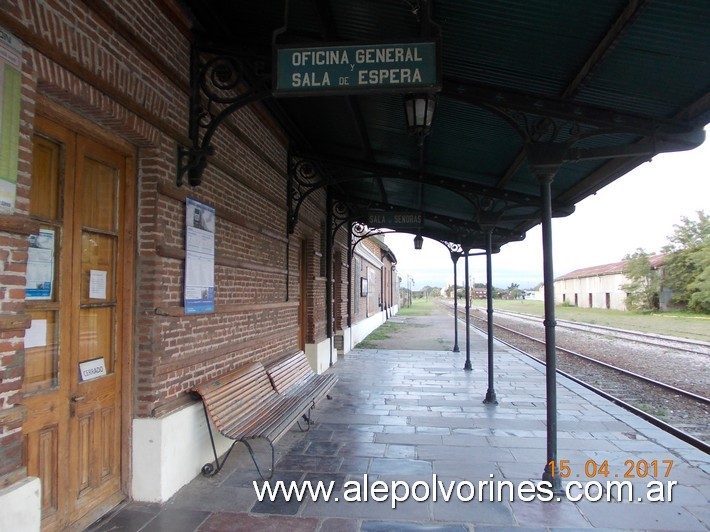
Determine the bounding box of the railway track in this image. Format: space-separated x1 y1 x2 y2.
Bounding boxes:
485 307 710 356
444 302 710 451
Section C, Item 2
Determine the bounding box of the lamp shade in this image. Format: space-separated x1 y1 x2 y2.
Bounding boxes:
404 94 436 137
413 234 424 250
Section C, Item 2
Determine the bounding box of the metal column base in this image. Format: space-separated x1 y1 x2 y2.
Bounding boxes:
542 463 564 495
483 389 498 405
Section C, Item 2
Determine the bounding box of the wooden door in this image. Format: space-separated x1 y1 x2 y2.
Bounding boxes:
23 115 133 530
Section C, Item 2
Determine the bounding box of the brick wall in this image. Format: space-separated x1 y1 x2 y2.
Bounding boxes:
0 0 331 482
0 37 38 483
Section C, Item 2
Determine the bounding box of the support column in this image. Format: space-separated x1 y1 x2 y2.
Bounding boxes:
463 250 472 371
483 230 498 404
451 251 460 353
538 171 562 493
347 226 353 330
326 190 334 367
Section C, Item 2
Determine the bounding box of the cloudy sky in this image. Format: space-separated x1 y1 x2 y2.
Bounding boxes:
383 127 710 290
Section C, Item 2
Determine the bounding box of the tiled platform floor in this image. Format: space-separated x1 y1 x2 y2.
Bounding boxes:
88 320 710 531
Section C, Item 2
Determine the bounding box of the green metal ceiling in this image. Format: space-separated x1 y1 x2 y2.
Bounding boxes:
181 0 710 251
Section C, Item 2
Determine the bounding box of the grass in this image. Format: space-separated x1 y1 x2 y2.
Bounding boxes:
635 403 669 419
356 321 425 348
469 299 710 342
398 298 437 316
356 299 433 348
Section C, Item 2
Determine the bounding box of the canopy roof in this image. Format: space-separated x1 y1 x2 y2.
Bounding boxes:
181 0 709 252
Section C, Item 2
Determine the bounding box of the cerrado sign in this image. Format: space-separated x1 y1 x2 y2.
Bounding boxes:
274 41 439 96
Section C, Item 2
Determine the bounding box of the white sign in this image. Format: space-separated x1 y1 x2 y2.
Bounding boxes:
184 197 215 314
25 319 47 349
89 269 107 299
79 357 107 381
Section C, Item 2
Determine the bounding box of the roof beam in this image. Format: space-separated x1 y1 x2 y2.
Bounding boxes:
442 79 697 136
294 149 554 207
341 198 526 245
562 0 650 98
490 0 652 190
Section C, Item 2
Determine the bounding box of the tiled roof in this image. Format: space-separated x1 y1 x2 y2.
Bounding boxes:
556 254 666 281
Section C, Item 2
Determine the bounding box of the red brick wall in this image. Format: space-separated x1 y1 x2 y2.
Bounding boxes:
352 238 386 323
0 39 38 482
0 0 330 483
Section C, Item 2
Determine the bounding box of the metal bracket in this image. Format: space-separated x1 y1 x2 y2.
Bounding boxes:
177 43 272 187
287 154 331 234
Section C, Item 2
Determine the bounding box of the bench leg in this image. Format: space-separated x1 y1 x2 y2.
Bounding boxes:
296 408 312 432
243 439 275 481
200 400 237 477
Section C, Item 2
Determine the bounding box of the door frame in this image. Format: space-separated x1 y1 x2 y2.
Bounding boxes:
34 96 137 525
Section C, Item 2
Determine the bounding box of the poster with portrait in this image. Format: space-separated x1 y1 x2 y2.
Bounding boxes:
184 197 215 314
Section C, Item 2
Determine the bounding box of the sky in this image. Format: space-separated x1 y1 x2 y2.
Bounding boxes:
382 127 710 290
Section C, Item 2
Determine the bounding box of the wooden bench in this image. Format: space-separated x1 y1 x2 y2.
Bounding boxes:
266 351 338 406
191 352 337 479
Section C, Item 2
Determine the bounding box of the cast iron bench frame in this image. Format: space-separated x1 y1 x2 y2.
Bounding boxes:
190 351 337 479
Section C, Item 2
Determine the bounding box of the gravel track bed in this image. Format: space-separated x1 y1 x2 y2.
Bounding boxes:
469 311 710 444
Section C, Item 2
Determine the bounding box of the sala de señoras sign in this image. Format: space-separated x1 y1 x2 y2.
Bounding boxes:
274 41 439 96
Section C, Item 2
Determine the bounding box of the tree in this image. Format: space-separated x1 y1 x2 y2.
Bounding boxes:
621 249 660 312
662 211 710 313
507 282 523 300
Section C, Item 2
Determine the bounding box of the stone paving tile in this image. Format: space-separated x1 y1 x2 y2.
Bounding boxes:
508 499 591 529
576 498 707 530
86 503 161 531
92 318 710 531
361 521 468 531
369 458 433 476
198 512 320 531
167 484 257 513
319 517 362 532
431 498 515 526
139 508 211 532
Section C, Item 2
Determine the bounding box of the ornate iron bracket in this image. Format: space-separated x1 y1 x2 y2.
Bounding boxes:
287 154 332 234
177 43 272 187
349 222 397 258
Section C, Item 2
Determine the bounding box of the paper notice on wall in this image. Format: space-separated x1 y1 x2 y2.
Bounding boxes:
89 269 107 299
184 197 215 314
25 319 47 349
0 26 22 213
26 229 55 300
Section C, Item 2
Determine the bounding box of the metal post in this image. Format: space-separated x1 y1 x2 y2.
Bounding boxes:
346 227 353 351
483 230 498 404
463 250 472 371
538 172 562 493
326 190 334 367
451 252 460 352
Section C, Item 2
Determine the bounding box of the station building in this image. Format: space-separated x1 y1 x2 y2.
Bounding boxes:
0 1 708 530
0 3 401 527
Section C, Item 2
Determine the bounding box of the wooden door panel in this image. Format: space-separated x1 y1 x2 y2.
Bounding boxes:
69 137 124 523
23 122 73 532
23 115 131 530
37 426 59 515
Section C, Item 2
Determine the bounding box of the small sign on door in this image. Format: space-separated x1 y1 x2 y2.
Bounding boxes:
79 357 107 381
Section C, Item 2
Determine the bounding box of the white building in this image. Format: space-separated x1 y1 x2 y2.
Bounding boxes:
554 254 665 311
